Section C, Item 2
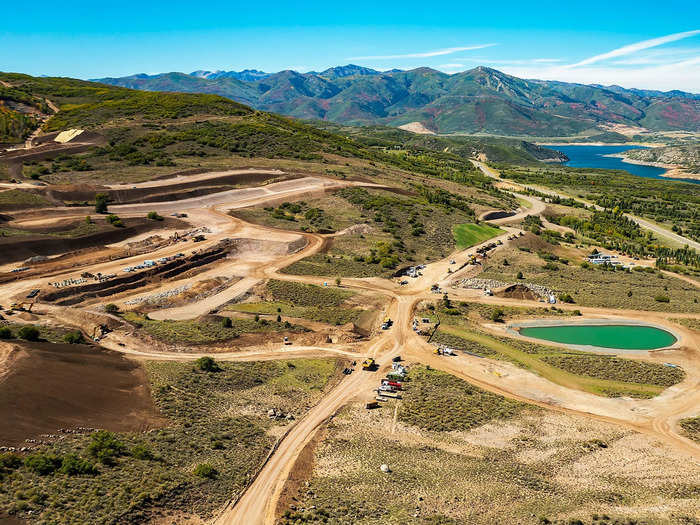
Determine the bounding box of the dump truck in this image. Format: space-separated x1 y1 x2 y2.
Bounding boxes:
381 379 403 390
362 357 376 370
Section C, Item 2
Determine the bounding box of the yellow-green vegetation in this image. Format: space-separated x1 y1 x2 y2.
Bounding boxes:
478 239 700 313
284 187 480 277
452 222 501 249
398 367 525 431
672 317 700 331
0 322 74 343
680 416 700 443
233 194 365 234
0 358 341 524
279 394 699 524
497 163 700 246
540 355 685 388
227 280 365 326
122 312 304 344
265 279 353 307
430 306 681 398
0 189 52 209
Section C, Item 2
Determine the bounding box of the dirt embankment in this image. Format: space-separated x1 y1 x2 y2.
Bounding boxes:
39 171 300 205
0 341 162 447
40 241 232 306
0 217 187 265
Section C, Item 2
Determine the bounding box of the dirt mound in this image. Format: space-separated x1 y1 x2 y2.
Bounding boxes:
495 284 539 301
0 342 161 447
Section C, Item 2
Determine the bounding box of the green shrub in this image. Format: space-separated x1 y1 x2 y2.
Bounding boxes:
63 331 84 344
654 294 670 303
490 308 505 322
24 453 62 475
59 454 98 476
0 452 22 472
195 356 220 372
131 444 154 460
558 293 575 304
194 463 217 479
0 326 13 339
104 303 119 314
18 325 40 341
94 193 109 213
222 317 232 328
87 430 126 466
147 211 163 221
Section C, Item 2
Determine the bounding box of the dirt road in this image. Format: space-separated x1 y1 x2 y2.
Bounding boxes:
2 169 698 524
473 160 700 251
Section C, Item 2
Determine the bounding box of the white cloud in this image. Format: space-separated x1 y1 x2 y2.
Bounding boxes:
567 29 700 68
348 44 496 61
500 56 700 92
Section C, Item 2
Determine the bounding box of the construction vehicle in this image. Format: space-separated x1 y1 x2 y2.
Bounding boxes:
381 379 403 390
380 318 392 330
365 401 379 409
361 357 376 370
283 336 291 345
9 302 33 312
434 346 456 356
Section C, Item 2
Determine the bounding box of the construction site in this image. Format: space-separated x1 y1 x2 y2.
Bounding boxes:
0 75 698 525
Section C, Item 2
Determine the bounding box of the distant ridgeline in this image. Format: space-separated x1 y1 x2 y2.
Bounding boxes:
95 65 700 136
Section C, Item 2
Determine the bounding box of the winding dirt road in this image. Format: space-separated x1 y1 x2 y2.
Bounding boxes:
3 168 698 525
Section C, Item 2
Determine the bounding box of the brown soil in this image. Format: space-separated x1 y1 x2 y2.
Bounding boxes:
495 283 539 301
0 341 162 447
274 426 325 518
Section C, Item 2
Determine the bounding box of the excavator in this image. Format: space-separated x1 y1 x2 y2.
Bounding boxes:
8 302 33 313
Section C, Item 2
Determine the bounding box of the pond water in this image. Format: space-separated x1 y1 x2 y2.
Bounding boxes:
518 323 677 351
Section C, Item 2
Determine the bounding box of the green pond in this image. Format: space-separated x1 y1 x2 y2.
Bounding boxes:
519 324 677 350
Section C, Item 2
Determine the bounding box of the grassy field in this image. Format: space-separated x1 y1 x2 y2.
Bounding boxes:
0 358 342 524
278 375 699 524
227 280 369 327
452 222 502 249
477 236 700 313
398 367 525 431
123 312 305 344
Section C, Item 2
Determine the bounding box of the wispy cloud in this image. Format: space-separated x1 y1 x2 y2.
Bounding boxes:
567 29 700 68
348 44 496 61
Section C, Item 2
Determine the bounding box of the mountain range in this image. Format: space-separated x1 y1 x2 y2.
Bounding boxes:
95 65 700 137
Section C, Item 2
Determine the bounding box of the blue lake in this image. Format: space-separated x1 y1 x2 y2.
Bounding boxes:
547 145 700 185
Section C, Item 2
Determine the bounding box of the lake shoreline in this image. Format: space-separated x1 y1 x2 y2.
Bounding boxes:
604 153 700 181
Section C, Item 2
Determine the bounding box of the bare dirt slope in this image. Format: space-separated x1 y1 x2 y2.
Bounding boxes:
0 341 161 446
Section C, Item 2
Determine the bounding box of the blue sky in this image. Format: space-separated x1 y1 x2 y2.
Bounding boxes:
2 0 699 91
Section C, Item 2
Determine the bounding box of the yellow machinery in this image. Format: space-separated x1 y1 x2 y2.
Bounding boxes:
361 357 375 370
